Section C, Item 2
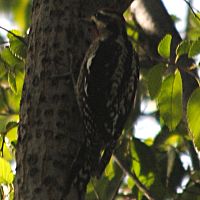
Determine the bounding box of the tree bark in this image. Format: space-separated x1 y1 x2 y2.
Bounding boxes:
14 0 134 200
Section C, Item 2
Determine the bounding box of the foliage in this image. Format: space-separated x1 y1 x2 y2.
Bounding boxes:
0 2 200 200
0 27 26 198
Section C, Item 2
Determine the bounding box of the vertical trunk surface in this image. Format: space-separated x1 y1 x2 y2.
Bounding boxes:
15 0 88 199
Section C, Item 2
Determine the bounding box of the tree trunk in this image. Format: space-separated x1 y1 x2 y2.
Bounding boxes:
14 1 87 199
14 0 134 199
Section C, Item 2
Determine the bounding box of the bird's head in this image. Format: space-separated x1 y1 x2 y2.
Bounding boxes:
91 10 127 37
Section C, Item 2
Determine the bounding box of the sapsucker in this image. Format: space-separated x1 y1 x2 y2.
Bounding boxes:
74 9 139 195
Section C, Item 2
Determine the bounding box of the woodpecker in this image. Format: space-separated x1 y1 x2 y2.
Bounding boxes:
74 9 139 195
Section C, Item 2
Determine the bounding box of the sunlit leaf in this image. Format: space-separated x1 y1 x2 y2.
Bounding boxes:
3 143 13 161
6 127 18 143
158 70 182 131
6 71 24 113
0 60 7 77
187 88 200 151
130 139 156 199
130 140 140 176
6 90 21 113
164 133 183 147
86 160 123 200
0 135 13 161
8 71 17 94
15 70 25 93
9 190 14 200
6 121 18 131
0 47 23 68
0 157 14 184
104 159 115 180
187 12 200 40
158 34 172 59
188 39 200 58
147 63 165 99
127 176 135 189
7 30 27 59
138 173 155 197
176 40 191 61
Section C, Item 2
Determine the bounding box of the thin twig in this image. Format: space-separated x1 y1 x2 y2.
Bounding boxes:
0 25 27 46
0 41 9 46
91 179 101 200
183 0 200 21
113 154 156 200
0 135 5 157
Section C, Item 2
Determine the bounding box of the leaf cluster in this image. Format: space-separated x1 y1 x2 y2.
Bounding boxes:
0 29 26 199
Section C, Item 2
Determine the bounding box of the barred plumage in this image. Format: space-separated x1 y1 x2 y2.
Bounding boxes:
74 9 139 194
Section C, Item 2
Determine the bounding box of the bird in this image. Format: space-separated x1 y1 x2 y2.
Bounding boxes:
73 9 139 196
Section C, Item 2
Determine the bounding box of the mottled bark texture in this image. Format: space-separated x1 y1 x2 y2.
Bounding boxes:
131 0 198 112
14 0 134 200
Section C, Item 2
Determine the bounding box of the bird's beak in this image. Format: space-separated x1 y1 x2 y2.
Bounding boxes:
80 16 97 28
79 16 96 26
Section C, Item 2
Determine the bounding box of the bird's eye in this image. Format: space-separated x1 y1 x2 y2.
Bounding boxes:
94 12 100 19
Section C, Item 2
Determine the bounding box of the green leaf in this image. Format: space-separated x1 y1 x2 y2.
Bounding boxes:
130 140 141 176
170 14 180 23
0 88 7 112
158 70 182 131
158 34 172 59
176 40 191 61
187 88 200 151
86 160 123 200
6 121 18 132
133 138 156 174
6 71 24 112
0 157 14 184
7 30 22 40
3 143 14 161
0 60 7 77
188 39 200 58
130 139 156 200
104 159 115 181
7 30 27 59
8 71 17 94
147 63 165 99
187 12 200 40
6 127 18 143
127 176 135 189
0 47 22 68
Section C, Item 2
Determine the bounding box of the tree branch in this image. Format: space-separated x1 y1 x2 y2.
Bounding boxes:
0 26 27 46
113 154 156 200
183 0 200 21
